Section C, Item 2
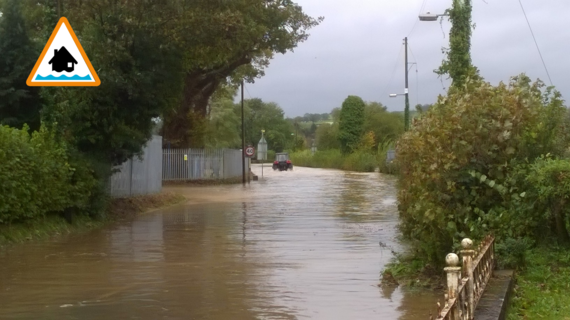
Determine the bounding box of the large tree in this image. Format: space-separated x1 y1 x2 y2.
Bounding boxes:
0 0 41 131
239 98 292 152
363 102 404 145
40 0 185 166
338 96 365 154
203 87 241 148
161 0 323 147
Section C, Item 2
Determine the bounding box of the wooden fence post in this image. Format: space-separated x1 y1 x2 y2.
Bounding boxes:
461 238 475 319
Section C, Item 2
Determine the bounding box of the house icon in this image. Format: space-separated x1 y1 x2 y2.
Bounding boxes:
49 46 77 72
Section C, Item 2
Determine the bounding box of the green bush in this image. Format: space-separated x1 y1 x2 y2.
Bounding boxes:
290 149 377 172
396 75 570 265
521 157 570 244
267 150 276 162
0 125 97 224
495 237 534 270
338 96 365 154
290 149 343 169
343 151 376 172
377 138 398 174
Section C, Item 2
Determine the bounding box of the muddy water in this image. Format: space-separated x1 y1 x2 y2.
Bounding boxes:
0 166 438 319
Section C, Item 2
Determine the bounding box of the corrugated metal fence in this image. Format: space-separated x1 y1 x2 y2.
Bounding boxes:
109 135 163 198
162 148 249 181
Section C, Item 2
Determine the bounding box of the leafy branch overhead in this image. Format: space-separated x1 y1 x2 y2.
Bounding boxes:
161 0 324 148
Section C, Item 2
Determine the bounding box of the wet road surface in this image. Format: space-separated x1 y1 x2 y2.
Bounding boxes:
0 165 438 319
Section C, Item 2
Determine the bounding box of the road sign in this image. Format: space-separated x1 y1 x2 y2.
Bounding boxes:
27 17 100 87
245 146 255 157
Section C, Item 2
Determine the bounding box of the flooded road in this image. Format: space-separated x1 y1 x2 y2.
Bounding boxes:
0 165 438 319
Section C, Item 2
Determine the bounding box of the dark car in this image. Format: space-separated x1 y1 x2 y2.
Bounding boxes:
272 153 293 171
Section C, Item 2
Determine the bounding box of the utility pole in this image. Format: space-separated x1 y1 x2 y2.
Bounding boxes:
404 37 410 131
241 80 246 185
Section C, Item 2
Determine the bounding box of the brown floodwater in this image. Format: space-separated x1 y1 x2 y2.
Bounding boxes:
0 165 438 319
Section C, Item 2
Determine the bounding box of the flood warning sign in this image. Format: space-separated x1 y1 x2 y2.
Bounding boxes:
27 17 100 87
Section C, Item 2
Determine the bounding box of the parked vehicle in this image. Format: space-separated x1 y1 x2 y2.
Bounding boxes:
272 153 293 171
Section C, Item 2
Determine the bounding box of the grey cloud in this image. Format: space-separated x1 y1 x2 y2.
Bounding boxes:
245 0 570 117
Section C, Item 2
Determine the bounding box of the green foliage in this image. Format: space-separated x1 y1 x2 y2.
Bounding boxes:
437 0 478 88
159 0 322 147
39 2 185 167
290 149 344 170
290 149 376 172
507 246 570 319
377 138 398 174
302 113 330 122
396 75 570 266
205 91 241 148
315 122 340 150
495 237 534 270
0 125 96 225
363 102 404 144
343 151 377 172
0 0 41 131
240 98 293 152
267 150 276 163
338 96 365 154
357 131 376 153
522 157 570 243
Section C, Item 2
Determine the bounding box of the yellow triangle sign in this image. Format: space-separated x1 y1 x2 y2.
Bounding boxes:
27 17 100 87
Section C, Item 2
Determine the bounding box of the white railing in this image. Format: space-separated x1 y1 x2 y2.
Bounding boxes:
430 235 495 320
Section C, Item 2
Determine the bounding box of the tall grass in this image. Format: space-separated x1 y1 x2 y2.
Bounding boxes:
290 149 377 172
377 139 398 174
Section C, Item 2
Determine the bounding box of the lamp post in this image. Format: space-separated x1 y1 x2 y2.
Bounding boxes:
241 80 246 185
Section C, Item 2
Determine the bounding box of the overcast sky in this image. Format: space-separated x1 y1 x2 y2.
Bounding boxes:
243 0 569 117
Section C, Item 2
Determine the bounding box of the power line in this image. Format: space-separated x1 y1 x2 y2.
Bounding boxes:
244 84 253 99
408 43 420 106
408 44 418 69
380 44 404 99
416 64 419 107
518 0 553 85
407 0 428 37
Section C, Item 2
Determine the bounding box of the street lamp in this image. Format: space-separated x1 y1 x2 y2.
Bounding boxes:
418 12 449 21
389 91 410 131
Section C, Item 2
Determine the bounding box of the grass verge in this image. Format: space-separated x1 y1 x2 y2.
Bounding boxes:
0 192 186 247
507 246 570 319
290 149 378 172
380 253 444 291
0 215 106 246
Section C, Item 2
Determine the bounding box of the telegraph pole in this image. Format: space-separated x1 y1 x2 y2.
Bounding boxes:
241 80 246 185
404 37 410 131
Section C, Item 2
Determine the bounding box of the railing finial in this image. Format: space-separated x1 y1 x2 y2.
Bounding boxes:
461 238 473 249
446 253 460 267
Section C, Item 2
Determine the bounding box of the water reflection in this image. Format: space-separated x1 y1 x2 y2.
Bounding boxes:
0 166 437 319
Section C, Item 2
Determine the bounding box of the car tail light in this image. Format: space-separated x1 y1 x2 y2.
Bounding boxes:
286 160 291 164
274 161 278 164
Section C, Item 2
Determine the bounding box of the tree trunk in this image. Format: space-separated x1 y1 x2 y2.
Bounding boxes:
161 55 251 148
552 200 570 245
